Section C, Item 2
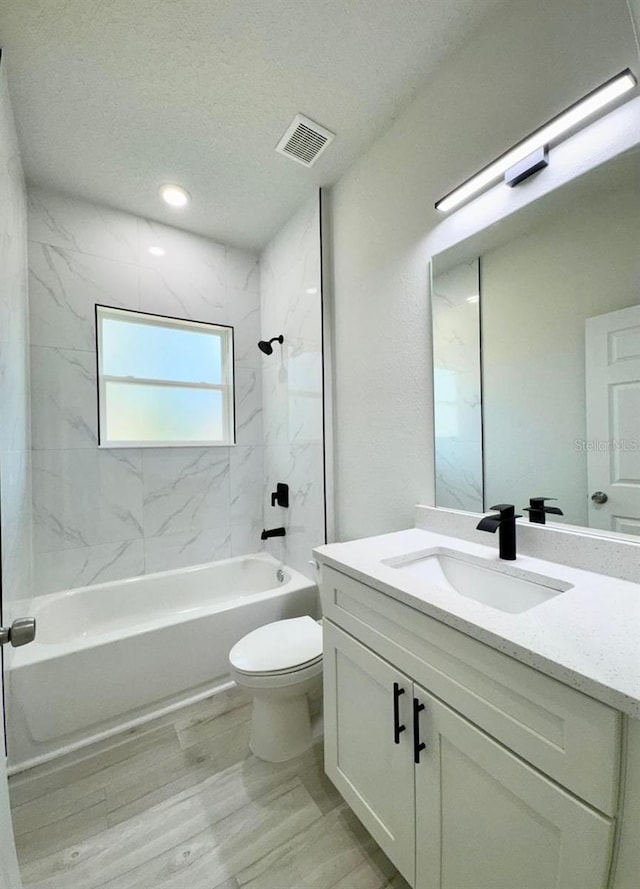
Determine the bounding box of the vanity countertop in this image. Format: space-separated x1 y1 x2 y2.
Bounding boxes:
314 528 640 718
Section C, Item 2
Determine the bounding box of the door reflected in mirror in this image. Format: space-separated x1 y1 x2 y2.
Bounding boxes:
431 148 640 537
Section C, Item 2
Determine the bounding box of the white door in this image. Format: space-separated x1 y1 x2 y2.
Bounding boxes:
0 512 24 887
585 305 640 535
0 672 21 889
414 687 613 889
323 621 415 883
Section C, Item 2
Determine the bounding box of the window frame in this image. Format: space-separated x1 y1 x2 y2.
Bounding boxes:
95 304 236 448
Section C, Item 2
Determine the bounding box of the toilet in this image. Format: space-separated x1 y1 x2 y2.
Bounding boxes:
229 616 323 762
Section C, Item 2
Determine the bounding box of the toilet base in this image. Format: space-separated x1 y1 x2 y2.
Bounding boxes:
250 693 314 762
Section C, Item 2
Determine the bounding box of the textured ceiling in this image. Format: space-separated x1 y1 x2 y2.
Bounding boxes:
0 0 506 248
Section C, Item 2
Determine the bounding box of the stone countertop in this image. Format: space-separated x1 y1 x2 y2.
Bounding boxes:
314 527 640 718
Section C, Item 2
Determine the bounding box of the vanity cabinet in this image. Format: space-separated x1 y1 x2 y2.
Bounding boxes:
321 565 620 889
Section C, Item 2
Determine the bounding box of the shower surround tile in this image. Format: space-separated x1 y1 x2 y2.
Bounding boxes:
28 187 139 263
32 449 144 553
142 447 231 538
32 541 145 595
227 286 262 369
260 195 325 578
30 346 97 449
29 242 139 351
235 367 263 446
227 246 260 293
231 523 266 558
144 527 232 574
27 189 264 594
138 220 227 323
230 446 264 527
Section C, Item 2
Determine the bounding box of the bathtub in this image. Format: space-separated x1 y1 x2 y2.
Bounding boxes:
8 553 318 770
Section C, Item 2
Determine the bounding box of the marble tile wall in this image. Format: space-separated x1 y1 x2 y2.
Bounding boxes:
259 195 325 577
0 60 32 613
431 259 483 513
28 188 263 595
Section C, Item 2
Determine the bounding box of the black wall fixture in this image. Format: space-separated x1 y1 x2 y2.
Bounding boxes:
270 483 289 508
261 527 286 540
258 335 284 355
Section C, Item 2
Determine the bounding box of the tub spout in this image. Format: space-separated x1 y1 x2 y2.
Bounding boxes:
261 527 286 540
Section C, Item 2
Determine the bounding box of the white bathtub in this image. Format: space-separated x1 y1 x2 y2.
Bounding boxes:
8 553 318 770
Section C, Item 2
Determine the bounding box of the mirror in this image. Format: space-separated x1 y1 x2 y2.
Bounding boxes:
431 147 640 537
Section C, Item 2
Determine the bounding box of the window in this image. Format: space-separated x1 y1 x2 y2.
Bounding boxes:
96 306 235 447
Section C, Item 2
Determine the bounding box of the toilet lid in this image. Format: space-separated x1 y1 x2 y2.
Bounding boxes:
229 616 322 673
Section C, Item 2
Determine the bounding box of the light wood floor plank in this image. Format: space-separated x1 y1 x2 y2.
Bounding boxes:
328 846 412 889
93 780 322 889
12 686 407 889
9 723 180 808
176 702 252 750
235 802 377 889
16 800 109 866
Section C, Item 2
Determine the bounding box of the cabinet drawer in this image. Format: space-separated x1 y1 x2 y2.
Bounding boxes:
321 565 621 815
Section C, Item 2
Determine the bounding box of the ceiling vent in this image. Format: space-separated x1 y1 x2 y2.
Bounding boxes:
275 114 335 167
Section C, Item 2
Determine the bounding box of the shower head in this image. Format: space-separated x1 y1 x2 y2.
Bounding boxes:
258 335 284 355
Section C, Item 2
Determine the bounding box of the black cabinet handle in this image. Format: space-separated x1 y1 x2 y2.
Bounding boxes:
393 682 406 744
413 697 426 763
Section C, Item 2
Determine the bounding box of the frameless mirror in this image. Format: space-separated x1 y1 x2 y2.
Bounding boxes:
431 147 640 538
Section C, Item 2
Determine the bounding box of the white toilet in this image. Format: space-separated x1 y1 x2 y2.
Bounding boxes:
229 616 323 763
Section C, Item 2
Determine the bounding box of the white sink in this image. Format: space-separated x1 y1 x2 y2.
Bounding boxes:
382 548 573 614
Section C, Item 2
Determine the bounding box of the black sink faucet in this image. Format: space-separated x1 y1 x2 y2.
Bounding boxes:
476 504 521 560
261 527 286 540
523 497 563 525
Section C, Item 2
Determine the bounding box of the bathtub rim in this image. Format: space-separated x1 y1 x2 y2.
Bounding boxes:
9 552 316 667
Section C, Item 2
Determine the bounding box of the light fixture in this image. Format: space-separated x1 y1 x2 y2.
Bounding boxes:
148 246 165 257
305 287 318 295
160 184 190 208
436 68 637 213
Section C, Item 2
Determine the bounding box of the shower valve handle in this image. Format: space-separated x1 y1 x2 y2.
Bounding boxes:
270 483 289 508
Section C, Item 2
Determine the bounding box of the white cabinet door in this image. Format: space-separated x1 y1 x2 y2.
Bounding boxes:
414 686 613 889
585 304 640 535
323 621 416 883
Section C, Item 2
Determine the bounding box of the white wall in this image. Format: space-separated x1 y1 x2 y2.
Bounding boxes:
0 56 32 614
482 183 640 527
27 188 263 594
259 196 325 577
328 0 639 541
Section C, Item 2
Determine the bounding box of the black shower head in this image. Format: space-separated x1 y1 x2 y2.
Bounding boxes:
258 335 284 355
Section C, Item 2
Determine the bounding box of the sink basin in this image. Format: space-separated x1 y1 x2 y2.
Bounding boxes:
382 548 573 614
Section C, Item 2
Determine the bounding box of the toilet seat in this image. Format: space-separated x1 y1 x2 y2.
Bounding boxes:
229 616 322 676
232 654 322 678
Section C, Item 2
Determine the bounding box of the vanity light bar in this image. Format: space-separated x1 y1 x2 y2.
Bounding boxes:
435 68 637 213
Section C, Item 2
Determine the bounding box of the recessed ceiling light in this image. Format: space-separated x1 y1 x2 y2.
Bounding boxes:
160 184 190 208
148 246 166 257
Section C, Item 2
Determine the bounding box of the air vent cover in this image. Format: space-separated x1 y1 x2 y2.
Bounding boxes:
276 114 335 167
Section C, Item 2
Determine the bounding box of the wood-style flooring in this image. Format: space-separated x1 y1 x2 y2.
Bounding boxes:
9 686 410 889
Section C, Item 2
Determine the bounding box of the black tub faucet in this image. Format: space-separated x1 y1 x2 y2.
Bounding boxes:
261 527 286 540
476 504 521 560
523 497 563 525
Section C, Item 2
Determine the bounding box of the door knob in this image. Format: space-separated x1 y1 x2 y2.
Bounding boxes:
591 491 608 504
0 617 36 647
